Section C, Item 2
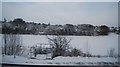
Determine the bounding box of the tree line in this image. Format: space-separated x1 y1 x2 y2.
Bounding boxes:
1 18 120 36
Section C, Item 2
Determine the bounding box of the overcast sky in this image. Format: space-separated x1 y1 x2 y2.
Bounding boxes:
2 2 118 26
2 0 120 2
0 2 2 20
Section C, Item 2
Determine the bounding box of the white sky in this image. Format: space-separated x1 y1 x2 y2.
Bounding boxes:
2 0 119 26
0 0 2 20
1 0 120 2
2 2 118 27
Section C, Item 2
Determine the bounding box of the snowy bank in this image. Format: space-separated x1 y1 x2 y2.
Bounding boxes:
2 55 119 66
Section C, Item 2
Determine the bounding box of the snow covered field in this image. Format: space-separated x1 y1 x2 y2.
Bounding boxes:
0 33 119 65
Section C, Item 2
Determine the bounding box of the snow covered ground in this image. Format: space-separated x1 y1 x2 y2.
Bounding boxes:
2 55 119 65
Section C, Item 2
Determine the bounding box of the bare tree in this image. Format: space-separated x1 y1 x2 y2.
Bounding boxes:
47 35 71 59
85 37 91 57
2 34 22 58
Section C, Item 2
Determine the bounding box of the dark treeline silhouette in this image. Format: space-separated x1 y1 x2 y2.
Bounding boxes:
1 18 120 35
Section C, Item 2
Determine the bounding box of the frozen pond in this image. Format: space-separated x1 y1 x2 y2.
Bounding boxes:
0 33 119 56
22 33 118 56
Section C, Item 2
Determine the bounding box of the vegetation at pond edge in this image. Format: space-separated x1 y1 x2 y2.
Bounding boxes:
1 18 120 35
